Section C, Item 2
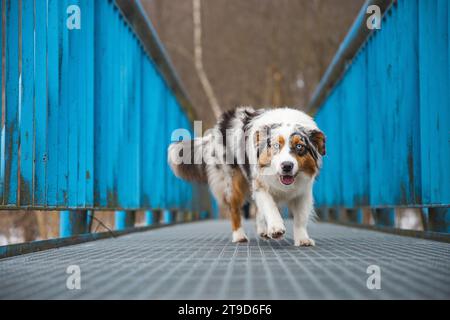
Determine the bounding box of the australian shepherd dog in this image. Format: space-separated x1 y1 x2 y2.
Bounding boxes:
168 107 326 246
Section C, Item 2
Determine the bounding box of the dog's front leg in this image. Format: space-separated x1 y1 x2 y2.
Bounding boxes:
289 193 315 247
253 190 285 239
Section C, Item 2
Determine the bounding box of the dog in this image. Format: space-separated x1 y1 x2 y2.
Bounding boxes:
168 107 326 246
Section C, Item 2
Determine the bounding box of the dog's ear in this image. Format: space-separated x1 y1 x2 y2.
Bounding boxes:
309 130 326 156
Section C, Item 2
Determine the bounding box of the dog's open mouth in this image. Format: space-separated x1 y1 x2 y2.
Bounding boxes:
280 175 295 186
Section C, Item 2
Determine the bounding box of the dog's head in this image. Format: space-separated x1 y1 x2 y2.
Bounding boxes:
255 124 326 186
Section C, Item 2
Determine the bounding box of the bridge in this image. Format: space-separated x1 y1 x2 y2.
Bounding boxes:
0 0 449 299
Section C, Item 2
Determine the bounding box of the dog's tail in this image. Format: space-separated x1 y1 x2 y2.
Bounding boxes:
168 136 210 183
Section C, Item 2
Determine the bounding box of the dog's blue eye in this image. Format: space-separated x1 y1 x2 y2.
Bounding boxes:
273 143 280 149
296 144 303 151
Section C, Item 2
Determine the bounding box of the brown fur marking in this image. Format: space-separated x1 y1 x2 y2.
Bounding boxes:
276 135 285 149
229 169 248 231
290 135 317 176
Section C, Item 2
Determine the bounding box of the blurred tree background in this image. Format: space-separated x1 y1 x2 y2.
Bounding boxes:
1 0 365 244
143 0 364 128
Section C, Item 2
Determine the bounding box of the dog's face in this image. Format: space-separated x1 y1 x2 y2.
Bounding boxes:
255 124 326 186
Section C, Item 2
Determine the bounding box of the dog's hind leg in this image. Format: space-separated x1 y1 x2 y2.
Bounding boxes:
228 169 249 243
208 165 248 242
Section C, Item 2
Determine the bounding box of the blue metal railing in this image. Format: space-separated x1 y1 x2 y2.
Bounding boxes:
0 0 210 247
309 0 450 233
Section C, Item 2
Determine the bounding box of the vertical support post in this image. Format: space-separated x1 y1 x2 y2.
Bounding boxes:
184 211 193 222
428 207 450 233
372 208 396 227
115 211 136 230
153 209 162 224
347 208 364 224
329 208 340 222
144 210 154 226
163 209 173 224
210 195 219 219
317 208 329 221
200 211 210 220
315 208 324 220
420 208 429 231
86 210 93 231
59 210 89 238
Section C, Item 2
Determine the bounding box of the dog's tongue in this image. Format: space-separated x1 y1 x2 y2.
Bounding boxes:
281 175 295 185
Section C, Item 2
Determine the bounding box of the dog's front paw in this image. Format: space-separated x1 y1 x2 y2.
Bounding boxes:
256 224 270 240
258 232 270 240
232 228 249 243
295 238 315 247
267 223 286 240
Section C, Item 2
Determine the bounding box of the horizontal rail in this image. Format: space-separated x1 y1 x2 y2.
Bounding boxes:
310 0 450 232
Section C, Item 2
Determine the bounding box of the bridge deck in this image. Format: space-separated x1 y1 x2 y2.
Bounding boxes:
0 220 449 299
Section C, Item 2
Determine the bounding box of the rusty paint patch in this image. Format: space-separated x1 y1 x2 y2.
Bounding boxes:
107 190 119 208
141 194 151 208
353 194 369 207
93 190 101 208
3 123 16 205
19 174 32 207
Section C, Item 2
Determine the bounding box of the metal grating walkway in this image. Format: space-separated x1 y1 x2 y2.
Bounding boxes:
0 220 449 299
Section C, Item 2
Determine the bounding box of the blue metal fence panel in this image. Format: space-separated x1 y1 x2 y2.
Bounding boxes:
140 59 167 209
34 0 48 206
315 88 342 207
0 0 2 204
314 0 450 209
165 93 178 209
419 0 450 206
0 0 200 212
19 0 35 206
84 0 95 208
46 0 61 207
342 50 369 208
57 0 69 207
4 0 20 205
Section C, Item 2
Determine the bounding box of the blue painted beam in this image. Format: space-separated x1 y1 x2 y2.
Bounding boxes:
347 208 364 224
19 0 35 206
4 0 20 205
0 0 2 203
163 210 173 225
200 211 210 220
144 210 154 226
34 0 48 206
59 211 89 238
211 195 219 219
115 211 136 230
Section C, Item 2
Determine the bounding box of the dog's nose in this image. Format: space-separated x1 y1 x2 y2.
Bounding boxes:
281 161 294 173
